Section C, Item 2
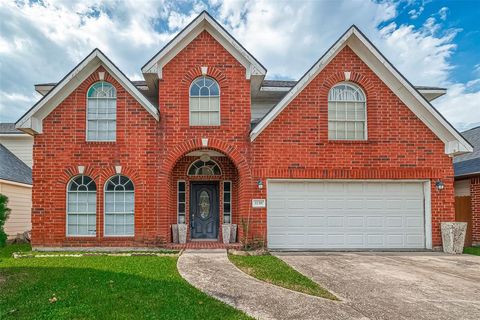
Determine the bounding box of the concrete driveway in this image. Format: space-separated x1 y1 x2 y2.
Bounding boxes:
276 252 480 320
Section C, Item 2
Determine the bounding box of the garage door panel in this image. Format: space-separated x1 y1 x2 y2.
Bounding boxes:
347 216 364 227
268 181 426 249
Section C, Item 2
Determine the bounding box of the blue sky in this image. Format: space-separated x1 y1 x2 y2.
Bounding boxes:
1 0 479 130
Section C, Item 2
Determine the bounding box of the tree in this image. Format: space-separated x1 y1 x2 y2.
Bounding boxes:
0 193 11 247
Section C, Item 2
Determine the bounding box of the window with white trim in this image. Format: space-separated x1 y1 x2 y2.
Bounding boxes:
87 81 116 141
67 175 96 236
188 159 222 176
177 180 186 224
104 175 134 236
328 82 366 140
223 181 232 223
189 76 220 126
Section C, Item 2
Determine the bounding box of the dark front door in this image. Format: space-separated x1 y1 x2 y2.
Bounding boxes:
190 182 219 239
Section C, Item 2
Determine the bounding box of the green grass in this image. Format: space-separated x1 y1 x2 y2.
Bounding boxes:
0 244 250 320
464 247 480 256
228 254 337 300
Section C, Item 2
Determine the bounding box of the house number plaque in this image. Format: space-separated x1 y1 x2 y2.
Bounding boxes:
252 199 266 208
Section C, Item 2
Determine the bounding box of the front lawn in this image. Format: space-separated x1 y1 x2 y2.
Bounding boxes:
464 247 480 256
0 244 250 320
228 253 337 300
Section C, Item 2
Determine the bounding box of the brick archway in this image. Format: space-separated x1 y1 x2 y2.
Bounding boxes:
159 138 253 243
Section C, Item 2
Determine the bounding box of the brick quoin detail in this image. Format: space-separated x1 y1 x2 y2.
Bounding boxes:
471 177 480 244
32 30 455 248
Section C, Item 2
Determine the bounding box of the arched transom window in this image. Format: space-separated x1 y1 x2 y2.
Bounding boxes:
328 82 366 140
189 76 220 126
188 159 222 176
87 81 117 141
67 175 97 236
104 175 134 236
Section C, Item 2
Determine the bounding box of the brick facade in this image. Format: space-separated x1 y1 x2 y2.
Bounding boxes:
31 30 454 248
471 177 480 245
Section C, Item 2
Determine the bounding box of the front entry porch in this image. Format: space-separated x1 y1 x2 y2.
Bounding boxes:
168 149 240 246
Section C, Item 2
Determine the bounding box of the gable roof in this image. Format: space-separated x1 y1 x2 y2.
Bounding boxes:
16 49 159 135
0 144 32 185
453 126 480 177
141 11 266 84
250 25 472 156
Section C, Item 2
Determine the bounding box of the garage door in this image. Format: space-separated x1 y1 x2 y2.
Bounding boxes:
267 181 426 249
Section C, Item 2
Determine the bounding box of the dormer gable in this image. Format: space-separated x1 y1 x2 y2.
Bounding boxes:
141 11 266 93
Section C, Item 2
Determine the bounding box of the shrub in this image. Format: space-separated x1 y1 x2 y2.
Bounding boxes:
0 193 11 247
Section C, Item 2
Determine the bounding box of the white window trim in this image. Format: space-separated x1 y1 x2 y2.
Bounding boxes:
189 76 221 126
86 81 117 142
103 175 135 237
187 159 222 176
223 180 232 224
177 180 186 224
328 81 368 141
65 175 97 237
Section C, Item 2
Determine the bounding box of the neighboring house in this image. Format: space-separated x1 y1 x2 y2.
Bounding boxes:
0 144 32 238
0 123 34 167
454 126 480 246
15 12 472 250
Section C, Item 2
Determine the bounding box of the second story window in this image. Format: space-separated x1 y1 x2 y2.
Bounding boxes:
189 76 220 126
328 82 366 140
87 81 116 141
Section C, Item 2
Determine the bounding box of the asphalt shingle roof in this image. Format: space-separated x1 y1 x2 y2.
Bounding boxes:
454 126 480 177
0 123 22 134
0 144 32 185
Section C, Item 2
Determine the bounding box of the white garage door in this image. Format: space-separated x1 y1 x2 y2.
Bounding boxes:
267 181 427 250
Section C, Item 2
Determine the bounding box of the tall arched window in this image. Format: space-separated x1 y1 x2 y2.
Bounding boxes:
67 175 97 236
104 175 134 236
189 76 220 126
328 82 366 140
87 81 117 141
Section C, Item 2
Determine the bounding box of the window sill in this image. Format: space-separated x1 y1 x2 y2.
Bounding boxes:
85 141 116 144
327 140 369 144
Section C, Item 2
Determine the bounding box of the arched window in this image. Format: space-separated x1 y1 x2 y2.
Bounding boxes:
188 159 222 176
328 82 366 140
87 81 117 141
67 175 97 236
189 76 220 126
104 175 134 236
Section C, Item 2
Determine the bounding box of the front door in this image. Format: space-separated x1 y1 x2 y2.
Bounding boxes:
190 182 219 239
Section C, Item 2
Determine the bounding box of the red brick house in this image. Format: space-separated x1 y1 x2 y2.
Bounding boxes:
16 12 472 250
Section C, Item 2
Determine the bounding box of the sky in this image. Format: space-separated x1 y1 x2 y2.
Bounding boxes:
0 0 479 131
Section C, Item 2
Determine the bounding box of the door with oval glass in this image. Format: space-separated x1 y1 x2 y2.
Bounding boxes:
190 182 219 239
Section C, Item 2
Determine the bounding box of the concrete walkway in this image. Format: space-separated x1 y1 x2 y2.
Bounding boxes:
177 249 365 320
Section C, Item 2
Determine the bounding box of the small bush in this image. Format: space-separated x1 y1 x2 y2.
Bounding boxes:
0 193 11 247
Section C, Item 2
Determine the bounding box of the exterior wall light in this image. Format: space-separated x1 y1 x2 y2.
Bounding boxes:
257 180 263 189
435 180 444 191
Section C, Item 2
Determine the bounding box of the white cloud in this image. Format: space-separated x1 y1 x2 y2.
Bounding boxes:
434 79 480 131
408 6 424 19
439 7 448 21
0 0 478 131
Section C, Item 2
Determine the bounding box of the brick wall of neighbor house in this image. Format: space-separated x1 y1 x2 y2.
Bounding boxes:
31 67 162 247
471 177 480 245
249 46 455 247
